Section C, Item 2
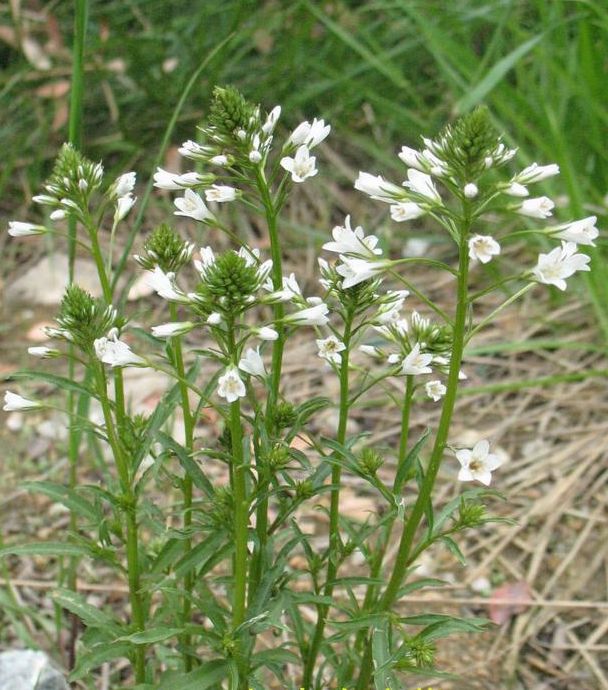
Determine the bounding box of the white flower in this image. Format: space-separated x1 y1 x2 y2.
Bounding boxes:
50 210 66 221
552 216 599 246
456 439 502 486
178 140 211 158
468 235 501 264
463 183 478 199
285 303 329 326
112 172 136 198
316 336 346 364
94 337 145 368
217 367 246 403
27 346 59 359
33 194 57 206
146 266 189 303
516 162 560 184
8 222 46 237
280 145 318 183
505 182 529 197
256 326 279 341
207 312 222 325
403 169 441 203
210 155 229 166
249 149 263 164
176 172 208 187
205 185 237 203
532 241 591 291
288 118 330 148
359 344 382 357
390 202 425 222
114 194 136 222
517 196 555 219
262 105 281 135
425 380 446 402
398 146 425 170
401 343 433 375
153 167 183 190
151 322 195 338
288 121 312 146
174 189 214 222
336 256 388 289
375 290 409 324
3 391 41 412
265 272 301 302
238 348 266 376
323 215 382 257
194 246 216 277
354 172 403 203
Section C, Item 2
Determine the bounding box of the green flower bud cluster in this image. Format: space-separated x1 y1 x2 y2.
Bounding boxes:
208 86 258 137
55 285 119 351
295 479 314 501
409 313 453 356
266 443 291 472
206 486 235 531
454 498 487 529
428 106 500 182
271 402 297 430
122 414 150 463
195 251 261 313
34 143 104 211
357 448 384 477
396 636 436 669
134 224 194 273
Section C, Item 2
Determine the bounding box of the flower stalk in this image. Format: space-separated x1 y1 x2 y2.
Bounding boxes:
302 306 355 688
169 302 196 670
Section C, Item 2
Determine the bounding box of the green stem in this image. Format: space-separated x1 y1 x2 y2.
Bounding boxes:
95 364 146 682
230 399 248 629
250 170 284 599
302 310 354 689
65 0 88 666
355 214 472 690
397 376 414 471
355 376 414 655
169 303 195 670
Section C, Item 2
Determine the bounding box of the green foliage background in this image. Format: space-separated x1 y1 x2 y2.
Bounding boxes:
2 0 607 325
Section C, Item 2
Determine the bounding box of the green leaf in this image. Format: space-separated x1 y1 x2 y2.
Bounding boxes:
117 626 183 645
22 481 99 522
251 647 300 669
394 429 430 493
10 370 94 398
455 34 544 113
397 577 447 597
170 532 228 581
0 542 92 559
417 615 490 642
158 431 214 497
441 535 466 565
158 659 229 690
401 613 489 634
371 621 400 690
69 642 132 681
54 588 120 631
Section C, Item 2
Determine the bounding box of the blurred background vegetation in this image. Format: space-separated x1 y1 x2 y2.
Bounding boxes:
1 0 607 330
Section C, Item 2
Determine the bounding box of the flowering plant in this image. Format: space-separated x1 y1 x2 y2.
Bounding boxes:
3 89 596 688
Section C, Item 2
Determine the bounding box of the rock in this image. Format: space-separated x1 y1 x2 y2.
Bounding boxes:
0 650 69 690
5 254 101 305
